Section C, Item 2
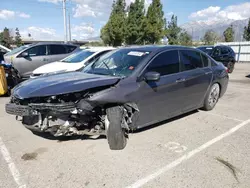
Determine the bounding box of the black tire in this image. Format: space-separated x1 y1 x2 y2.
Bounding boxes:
227 61 235 73
202 83 220 111
106 106 127 150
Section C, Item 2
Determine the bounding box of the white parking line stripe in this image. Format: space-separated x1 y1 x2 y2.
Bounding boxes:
0 137 26 188
125 119 250 188
204 111 244 122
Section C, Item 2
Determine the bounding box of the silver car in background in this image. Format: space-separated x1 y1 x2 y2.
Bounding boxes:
3 43 80 79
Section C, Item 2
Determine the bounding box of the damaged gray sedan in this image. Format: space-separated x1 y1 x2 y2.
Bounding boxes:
5 46 229 150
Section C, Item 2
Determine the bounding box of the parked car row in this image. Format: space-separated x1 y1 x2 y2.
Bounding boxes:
30 47 115 78
5 45 229 150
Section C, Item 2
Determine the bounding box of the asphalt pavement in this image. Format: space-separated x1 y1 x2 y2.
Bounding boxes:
0 63 250 188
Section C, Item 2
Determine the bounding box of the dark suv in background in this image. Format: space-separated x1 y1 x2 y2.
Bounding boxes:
197 45 236 73
4 43 80 79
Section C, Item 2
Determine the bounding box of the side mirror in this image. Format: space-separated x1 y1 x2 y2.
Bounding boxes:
21 52 29 58
144 71 160 82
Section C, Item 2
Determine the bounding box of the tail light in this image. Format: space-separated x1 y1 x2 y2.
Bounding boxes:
225 66 229 73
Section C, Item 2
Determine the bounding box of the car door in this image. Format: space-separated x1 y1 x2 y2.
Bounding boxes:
179 50 213 112
15 44 48 78
135 50 187 127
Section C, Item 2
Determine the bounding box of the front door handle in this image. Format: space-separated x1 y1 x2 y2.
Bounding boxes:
176 78 186 83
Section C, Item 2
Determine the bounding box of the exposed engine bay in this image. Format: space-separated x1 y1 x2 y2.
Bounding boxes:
7 87 139 138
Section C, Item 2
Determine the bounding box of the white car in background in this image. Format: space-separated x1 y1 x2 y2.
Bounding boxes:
30 47 115 78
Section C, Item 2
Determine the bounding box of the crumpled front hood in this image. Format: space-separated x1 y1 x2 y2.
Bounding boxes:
13 72 120 99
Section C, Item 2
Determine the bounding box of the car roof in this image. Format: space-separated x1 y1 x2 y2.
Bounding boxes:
120 45 200 53
197 45 214 48
84 46 116 52
35 42 78 46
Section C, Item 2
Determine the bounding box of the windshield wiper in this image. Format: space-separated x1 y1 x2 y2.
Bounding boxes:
91 59 114 76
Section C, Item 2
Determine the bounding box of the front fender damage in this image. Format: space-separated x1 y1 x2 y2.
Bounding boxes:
16 86 140 138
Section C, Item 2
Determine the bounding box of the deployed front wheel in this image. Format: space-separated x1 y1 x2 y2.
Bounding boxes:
202 83 220 111
106 106 127 150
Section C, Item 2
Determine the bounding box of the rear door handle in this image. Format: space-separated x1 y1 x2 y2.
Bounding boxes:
43 58 49 61
176 78 186 83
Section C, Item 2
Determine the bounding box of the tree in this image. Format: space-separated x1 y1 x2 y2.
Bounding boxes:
15 28 22 47
1 27 12 48
179 30 192 46
243 18 250 41
125 0 145 45
202 30 219 45
144 0 165 44
223 25 234 42
101 23 112 46
165 15 181 45
101 0 126 46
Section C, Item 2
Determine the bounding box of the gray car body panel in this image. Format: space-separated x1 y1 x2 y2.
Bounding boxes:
4 43 80 78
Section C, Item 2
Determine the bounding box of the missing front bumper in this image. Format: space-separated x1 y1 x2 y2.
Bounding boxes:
5 103 38 116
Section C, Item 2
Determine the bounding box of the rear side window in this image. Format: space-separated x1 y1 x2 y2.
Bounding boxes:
26 45 47 57
49 45 66 55
201 54 210 67
221 47 229 55
65 45 77 53
147 50 180 76
179 50 203 71
212 47 221 56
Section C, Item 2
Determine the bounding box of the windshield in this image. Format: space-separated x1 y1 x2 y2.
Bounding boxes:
197 46 214 55
83 49 150 77
61 50 94 63
5 45 32 56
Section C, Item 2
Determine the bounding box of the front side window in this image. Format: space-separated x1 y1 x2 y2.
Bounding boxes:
61 50 94 63
25 45 47 57
83 49 150 77
49 45 66 55
146 50 180 76
180 50 203 71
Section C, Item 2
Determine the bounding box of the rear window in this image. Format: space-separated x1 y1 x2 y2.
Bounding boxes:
65 45 77 53
48 45 67 55
201 54 210 67
197 46 214 55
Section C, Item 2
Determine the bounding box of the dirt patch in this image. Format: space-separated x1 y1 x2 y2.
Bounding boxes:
84 181 90 186
21 147 48 161
21 152 38 161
